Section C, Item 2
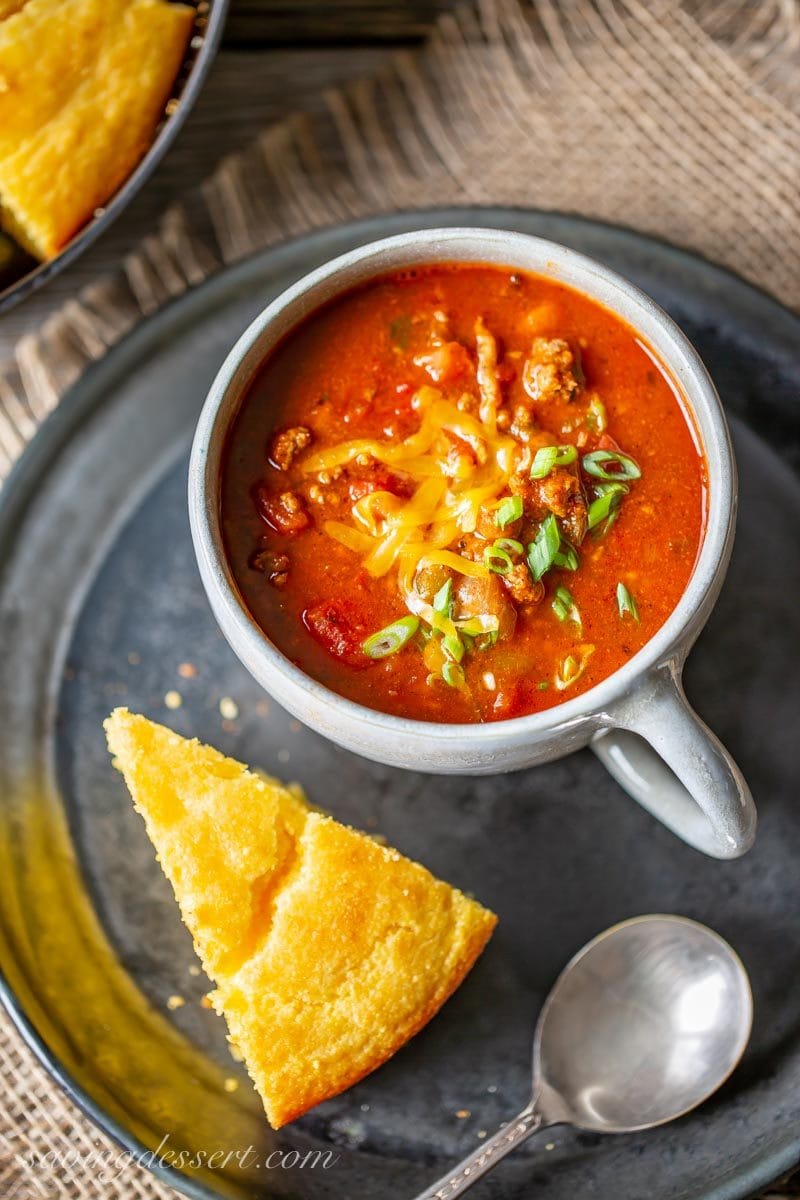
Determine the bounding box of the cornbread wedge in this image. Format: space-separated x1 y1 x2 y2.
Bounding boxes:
0 0 194 259
105 709 497 1128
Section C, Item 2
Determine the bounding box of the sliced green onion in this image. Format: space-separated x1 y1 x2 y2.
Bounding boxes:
530 446 557 479
552 585 581 628
442 661 466 688
595 481 630 497
554 542 579 571
537 680 549 691
530 444 578 479
456 614 500 636
362 615 419 659
442 632 465 662
586 395 607 434
495 495 523 529
433 578 454 617
557 654 580 686
554 644 595 691
583 449 641 481
527 514 560 582
484 544 514 575
494 537 523 556
616 581 640 622
475 630 499 651
587 483 627 531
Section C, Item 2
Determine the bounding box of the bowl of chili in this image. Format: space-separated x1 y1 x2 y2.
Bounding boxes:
189 227 756 860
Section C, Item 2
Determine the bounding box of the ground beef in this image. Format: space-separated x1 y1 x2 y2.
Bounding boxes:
249 547 290 588
509 467 588 546
269 425 313 471
521 338 581 405
501 562 544 607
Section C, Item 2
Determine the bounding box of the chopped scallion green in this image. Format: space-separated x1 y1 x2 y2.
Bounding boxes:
495 495 523 529
616 582 640 622
362 615 419 659
442 632 465 662
552 584 581 629
583 449 641 481
554 542 579 571
494 537 524 557
456 614 499 637
527 514 561 581
530 444 578 479
433 578 454 617
587 483 627 531
586 395 607 434
484 544 514 575
442 661 466 688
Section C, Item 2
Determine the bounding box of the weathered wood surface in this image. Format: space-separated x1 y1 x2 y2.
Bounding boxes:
223 0 450 43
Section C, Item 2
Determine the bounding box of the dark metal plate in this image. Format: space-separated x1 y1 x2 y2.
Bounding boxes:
0 210 798 1200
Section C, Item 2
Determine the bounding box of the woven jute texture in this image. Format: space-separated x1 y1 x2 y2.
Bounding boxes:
1 1 799 1196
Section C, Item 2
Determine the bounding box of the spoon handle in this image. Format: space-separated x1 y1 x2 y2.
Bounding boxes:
413 1104 544 1199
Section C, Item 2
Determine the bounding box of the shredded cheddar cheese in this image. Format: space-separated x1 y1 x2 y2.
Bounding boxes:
301 386 521 586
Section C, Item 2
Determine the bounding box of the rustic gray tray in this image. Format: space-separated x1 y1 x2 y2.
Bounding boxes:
1 210 798 1200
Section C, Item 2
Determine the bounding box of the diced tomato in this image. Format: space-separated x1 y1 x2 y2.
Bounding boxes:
596 433 621 452
256 487 310 536
418 341 472 384
303 602 369 669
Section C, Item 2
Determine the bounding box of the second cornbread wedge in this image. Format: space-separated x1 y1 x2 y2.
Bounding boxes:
0 0 194 258
105 709 497 1128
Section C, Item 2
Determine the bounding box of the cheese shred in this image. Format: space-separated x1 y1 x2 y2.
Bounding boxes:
303 384 521 589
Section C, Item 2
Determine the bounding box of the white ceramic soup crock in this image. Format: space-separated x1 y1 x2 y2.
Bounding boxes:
189 229 756 860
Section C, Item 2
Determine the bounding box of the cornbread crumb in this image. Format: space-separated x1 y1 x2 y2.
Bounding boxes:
223 1078 239 1093
219 697 238 720
188 965 201 977
166 995 185 1010
164 690 182 710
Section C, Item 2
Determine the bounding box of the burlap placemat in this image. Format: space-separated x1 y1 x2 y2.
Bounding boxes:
1 1 799 1196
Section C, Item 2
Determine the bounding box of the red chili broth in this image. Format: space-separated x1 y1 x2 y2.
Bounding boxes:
220 264 707 723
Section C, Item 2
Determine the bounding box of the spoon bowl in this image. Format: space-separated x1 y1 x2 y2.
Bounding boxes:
416 915 752 1199
534 915 753 1133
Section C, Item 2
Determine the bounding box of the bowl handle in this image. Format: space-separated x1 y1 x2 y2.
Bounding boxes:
591 665 756 859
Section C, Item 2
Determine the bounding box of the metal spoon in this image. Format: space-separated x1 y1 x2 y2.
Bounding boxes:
416 914 752 1200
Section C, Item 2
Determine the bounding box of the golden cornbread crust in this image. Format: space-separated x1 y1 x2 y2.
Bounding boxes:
0 0 194 260
104 709 497 1128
